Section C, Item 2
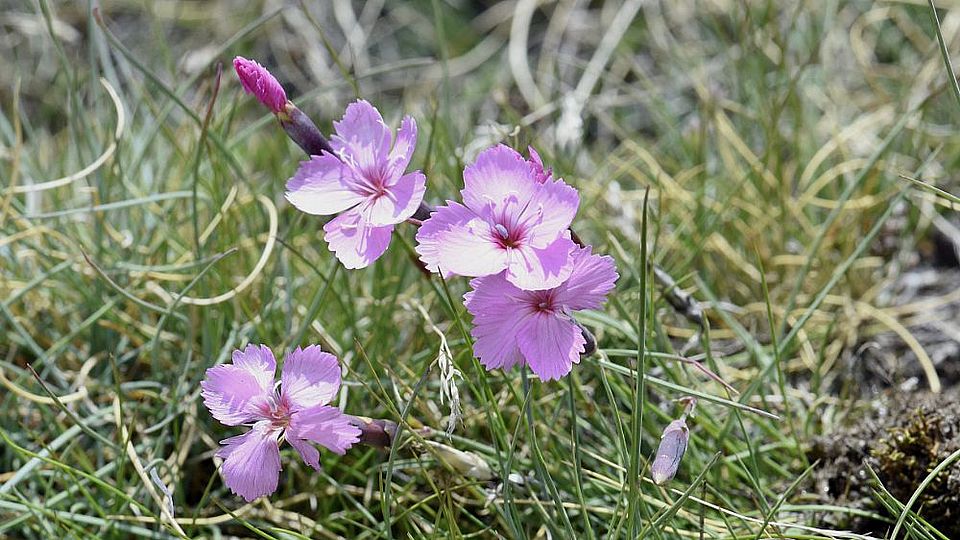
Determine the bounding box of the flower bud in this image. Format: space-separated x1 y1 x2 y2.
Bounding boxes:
650 417 689 485
574 319 597 356
233 56 287 114
278 104 335 157
348 416 398 448
233 56 335 157
411 201 434 222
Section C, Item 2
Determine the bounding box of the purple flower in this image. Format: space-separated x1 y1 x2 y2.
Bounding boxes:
463 246 618 380
415 144 580 290
651 417 689 485
201 344 360 501
233 56 288 114
285 100 426 269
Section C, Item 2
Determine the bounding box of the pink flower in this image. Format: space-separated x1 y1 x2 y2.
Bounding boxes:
463 246 618 380
416 144 580 290
285 100 426 269
233 56 288 114
201 344 360 501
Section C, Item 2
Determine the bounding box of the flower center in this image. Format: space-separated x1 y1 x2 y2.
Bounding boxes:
364 175 388 198
531 291 556 313
348 158 391 200
492 222 521 249
259 395 292 430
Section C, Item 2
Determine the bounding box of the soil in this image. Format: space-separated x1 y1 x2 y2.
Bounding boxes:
848 266 960 395
809 230 960 537
808 390 960 537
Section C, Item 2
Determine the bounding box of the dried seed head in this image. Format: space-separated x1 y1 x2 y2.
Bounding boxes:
678 396 698 417
651 418 689 485
424 441 493 480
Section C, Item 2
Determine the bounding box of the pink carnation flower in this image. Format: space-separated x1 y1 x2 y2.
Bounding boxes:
233 56 288 114
285 100 426 269
201 344 360 501
416 144 580 290
463 246 618 380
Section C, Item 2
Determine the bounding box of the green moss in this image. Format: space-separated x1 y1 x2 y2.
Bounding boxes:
812 393 960 537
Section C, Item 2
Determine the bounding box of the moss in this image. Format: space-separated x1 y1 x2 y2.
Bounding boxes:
809 391 960 537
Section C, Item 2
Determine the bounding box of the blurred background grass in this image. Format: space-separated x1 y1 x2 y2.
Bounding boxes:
2 0 960 538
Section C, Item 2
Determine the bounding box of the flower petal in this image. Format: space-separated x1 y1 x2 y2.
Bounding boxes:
200 367 269 426
554 246 619 311
464 274 532 372
201 345 276 426
323 209 394 269
359 170 426 226
516 312 585 381
287 437 321 471
285 154 366 216
281 345 341 411
231 344 277 386
331 100 392 173
387 116 417 179
516 176 579 249
289 405 362 458
461 145 539 215
216 424 281 502
414 202 508 277
505 235 576 291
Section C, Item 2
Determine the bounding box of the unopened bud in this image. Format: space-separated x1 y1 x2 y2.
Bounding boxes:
278 104 335 157
348 416 397 448
233 56 287 114
233 56 335 157
650 417 689 485
575 319 597 356
411 202 434 222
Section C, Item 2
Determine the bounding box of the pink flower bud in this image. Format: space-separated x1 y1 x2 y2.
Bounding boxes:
651 418 689 485
233 56 288 114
